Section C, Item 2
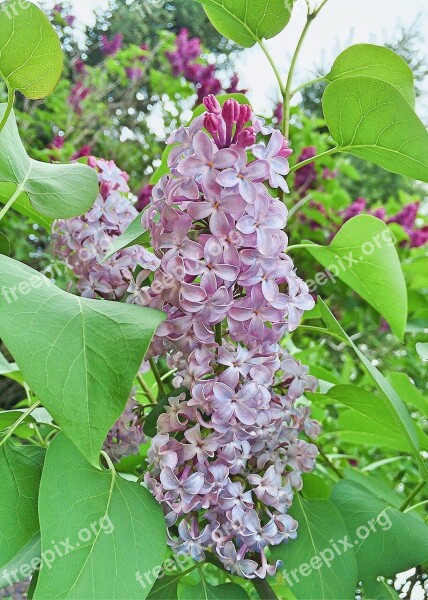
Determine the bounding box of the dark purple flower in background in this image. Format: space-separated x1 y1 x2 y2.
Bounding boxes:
100 33 123 57
341 197 367 221
136 184 153 211
274 102 283 123
68 82 90 115
71 145 92 160
126 67 143 82
226 73 247 95
294 146 317 194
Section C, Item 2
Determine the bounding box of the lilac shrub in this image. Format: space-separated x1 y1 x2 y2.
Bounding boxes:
130 96 319 578
52 157 158 299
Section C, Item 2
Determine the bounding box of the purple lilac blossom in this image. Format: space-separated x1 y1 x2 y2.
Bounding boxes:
103 393 146 462
131 95 319 579
52 156 159 300
100 33 123 57
294 146 317 194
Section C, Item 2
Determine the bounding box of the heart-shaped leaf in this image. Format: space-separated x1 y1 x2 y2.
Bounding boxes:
322 77 428 182
34 434 166 600
194 0 294 47
0 254 165 466
326 44 415 106
0 442 45 566
0 0 62 99
271 494 358 599
0 106 99 219
331 480 428 579
305 215 407 339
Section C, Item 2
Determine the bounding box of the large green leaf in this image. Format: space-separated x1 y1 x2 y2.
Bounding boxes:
0 255 165 466
318 298 428 481
180 582 249 600
387 371 428 414
305 215 407 339
0 533 41 589
362 577 400 600
326 385 426 452
331 480 428 579
0 182 52 229
0 0 62 99
0 442 44 566
34 434 166 600
271 495 358 599
194 0 294 47
326 44 415 106
0 106 98 219
322 77 428 182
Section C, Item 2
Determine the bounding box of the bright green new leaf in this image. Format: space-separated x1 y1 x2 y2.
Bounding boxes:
179 582 249 600
0 0 63 99
102 212 150 262
0 106 99 219
331 480 428 579
0 442 44 566
34 434 166 600
193 0 294 47
0 255 165 466
271 495 358 599
326 44 415 106
322 77 428 182
305 215 407 339
317 298 428 480
327 385 425 453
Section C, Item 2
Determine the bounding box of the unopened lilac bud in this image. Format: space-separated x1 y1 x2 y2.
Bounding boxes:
237 104 252 126
222 98 240 124
204 113 221 135
87 156 97 168
236 127 256 148
203 94 221 114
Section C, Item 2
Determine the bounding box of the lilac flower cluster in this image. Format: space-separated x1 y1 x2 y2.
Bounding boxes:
103 393 146 463
165 28 245 103
132 96 319 578
52 157 158 299
0 579 30 599
342 199 428 248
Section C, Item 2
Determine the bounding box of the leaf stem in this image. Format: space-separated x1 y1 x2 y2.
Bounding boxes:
149 357 166 397
258 39 286 98
297 325 349 345
291 75 326 97
400 481 426 512
137 373 157 404
0 82 14 136
286 243 317 252
0 400 41 447
318 447 344 479
252 577 278 600
289 146 339 174
287 194 312 220
0 182 24 223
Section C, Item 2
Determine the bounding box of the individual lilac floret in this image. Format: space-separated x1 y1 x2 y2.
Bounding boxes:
52 157 157 300
135 95 319 579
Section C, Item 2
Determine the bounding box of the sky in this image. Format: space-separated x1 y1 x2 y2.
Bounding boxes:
44 0 428 116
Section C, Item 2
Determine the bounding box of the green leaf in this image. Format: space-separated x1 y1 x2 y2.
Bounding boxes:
0 231 9 255
102 212 150 262
0 0 62 99
343 469 403 509
322 77 428 182
300 474 331 500
0 442 44 566
331 480 428 579
180 582 249 600
362 577 400 600
271 495 358 600
327 385 424 453
317 298 428 481
193 0 294 47
147 573 181 599
305 215 407 339
34 434 167 600
0 182 52 229
0 255 165 466
0 106 99 219
0 533 41 589
387 372 428 413
144 387 189 438
326 44 415 106
0 351 18 376
0 410 35 439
